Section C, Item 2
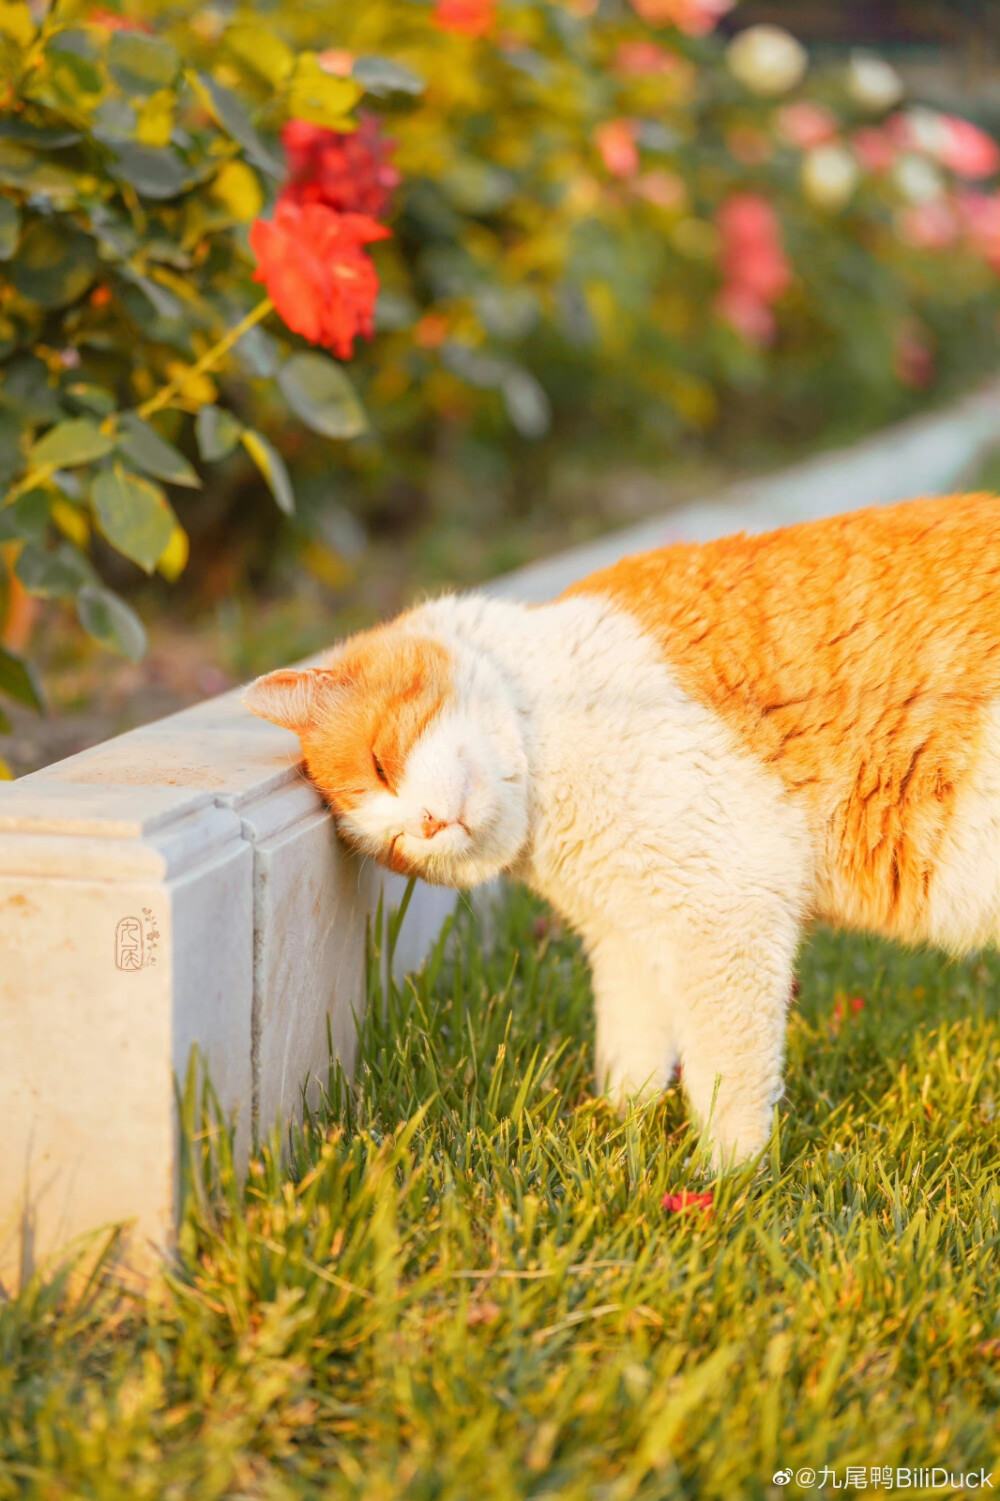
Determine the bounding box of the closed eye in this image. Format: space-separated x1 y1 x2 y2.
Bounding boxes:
372 750 389 787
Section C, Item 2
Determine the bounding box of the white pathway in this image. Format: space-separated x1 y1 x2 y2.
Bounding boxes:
1 379 997 1286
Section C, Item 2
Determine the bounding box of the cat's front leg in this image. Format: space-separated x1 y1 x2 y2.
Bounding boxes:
673 898 801 1170
590 935 678 1111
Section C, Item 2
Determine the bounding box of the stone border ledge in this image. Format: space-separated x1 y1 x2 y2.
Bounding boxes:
2 378 997 1286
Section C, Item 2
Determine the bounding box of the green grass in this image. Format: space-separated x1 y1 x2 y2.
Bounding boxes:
3 889 1000 1500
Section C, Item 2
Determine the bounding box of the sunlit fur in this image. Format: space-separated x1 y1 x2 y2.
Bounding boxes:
245 492 1000 1168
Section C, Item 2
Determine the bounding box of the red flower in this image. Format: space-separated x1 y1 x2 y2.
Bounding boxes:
250 200 390 359
434 0 496 37
282 115 400 221
662 1190 714 1215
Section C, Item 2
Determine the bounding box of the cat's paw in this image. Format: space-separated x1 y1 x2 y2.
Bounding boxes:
596 1066 668 1118
699 1104 774 1174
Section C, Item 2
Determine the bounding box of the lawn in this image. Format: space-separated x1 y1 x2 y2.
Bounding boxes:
2 888 1000 1500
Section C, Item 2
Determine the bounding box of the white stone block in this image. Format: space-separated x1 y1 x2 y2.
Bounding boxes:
0 783 253 1285
0 685 451 1287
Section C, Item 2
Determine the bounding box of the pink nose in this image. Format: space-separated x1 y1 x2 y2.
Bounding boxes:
421 811 450 840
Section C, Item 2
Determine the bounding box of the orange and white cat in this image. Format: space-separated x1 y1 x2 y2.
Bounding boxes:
245 492 1000 1167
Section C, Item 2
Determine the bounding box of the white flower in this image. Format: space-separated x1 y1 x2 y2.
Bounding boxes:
893 152 945 204
801 145 859 212
902 107 951 157
846 52 903 113
726 25 808 98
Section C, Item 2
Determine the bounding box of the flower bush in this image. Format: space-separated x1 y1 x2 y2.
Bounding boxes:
1 0 999 747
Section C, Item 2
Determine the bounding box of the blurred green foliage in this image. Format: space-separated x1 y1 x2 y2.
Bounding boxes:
1 0 999 743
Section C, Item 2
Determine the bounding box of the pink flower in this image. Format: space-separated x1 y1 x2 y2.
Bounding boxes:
595 119 640 179
852 127 897 175
716 192 780 245
714 285 776 346
634 168 686 210
778 102 838 151
891 110 1000 180
717 194 791 300
662 1190 714 1215
629 0 733 36
713 193 790 345
938 117 1000 181
614 40 680 76
897 198 960 251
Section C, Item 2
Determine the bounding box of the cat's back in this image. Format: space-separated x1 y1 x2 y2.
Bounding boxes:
565 492 1000 939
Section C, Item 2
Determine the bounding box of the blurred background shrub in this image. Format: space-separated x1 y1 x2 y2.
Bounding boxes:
1 0 999 768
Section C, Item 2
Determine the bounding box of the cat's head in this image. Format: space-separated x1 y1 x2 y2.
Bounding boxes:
242 615 529 887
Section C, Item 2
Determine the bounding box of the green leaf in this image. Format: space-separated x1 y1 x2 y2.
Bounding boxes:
29 418 113 469
0 488 50 544
0 644 43 711
0 407 23 488
195 406 242 463
0 120 82 148
16 540 96 598
77 584 146 661
117 413 201 489
233 324 278 378
277 354 367 440
197 73 283 178
0 141 83 204
107 31 179 96
118 267 185 320
65 383 117 419
0 197 19 260
353 55 424 97
108 142 196 200
42 33 104 102
9 221 97 307
0 356 64 424
241 429 294 515
91 467 176 573
0 704 10 736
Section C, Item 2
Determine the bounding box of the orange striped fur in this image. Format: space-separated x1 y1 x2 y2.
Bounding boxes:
566 492 1000 941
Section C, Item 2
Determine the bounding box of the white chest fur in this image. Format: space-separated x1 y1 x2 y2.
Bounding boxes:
421 594 815 1167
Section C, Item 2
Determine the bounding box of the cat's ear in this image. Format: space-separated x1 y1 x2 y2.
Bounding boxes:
242 668 340 734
